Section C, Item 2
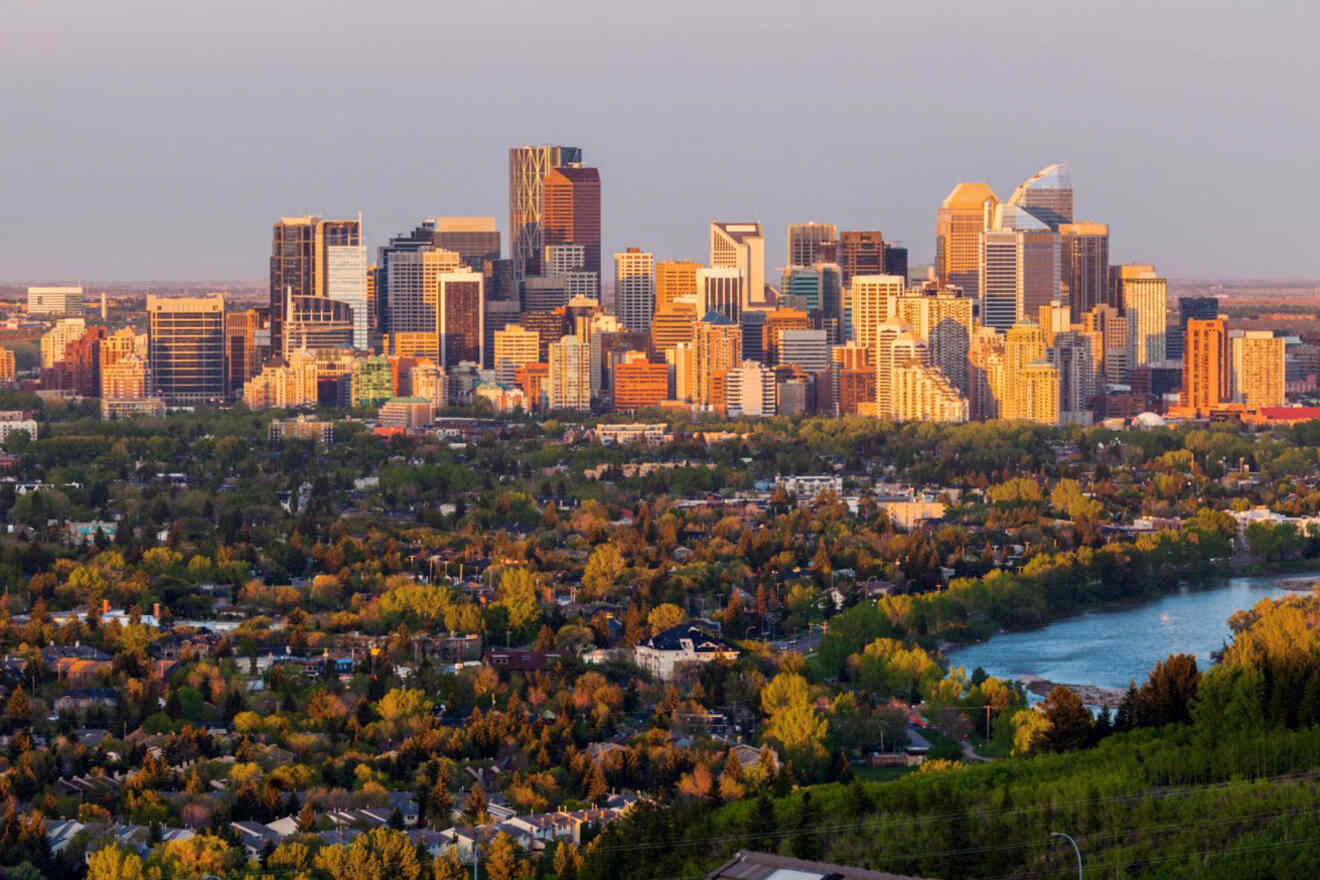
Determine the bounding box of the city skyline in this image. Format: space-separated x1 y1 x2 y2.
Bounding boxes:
2 2 1316 281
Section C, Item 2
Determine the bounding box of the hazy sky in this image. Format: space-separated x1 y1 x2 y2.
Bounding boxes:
2 0 1316 282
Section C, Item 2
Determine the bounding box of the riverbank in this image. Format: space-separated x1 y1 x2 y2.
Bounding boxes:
1019 675 1125 709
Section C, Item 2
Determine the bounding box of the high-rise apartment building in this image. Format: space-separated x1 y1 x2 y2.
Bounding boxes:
437 271 484 369
548 335 591 411
655 260 701 311
1121 270 1167 368
1052 331 1097 425
968 326 1007 420
1233 331 1285 409
848 275 904 351
762 308 811 365
1182 318 1230 413
779 329 830 374
27 286 83 316
0 349 14 383
509 145 582 280
695 318 742 410
1003 321 1056 423
1084 303 1128 386
894 290 973 393
650 299 699 357
542 166 602 282
147 294 226 405
837 231 885 287
101 352 149 401
493 324 541 386
873 321 910 419
1059 223 1110 323
614 248 655 332
937 183 998 302
1007 162 1074 228
41 318 87 368
710 222 765 307
894 359 969 423
726 361 776 417
788 223 837 267
269 216 361 356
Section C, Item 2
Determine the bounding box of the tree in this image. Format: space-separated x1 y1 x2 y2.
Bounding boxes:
462 782 489 826
1010 709 1051 756
553 840 581 880
433 847 467 880
86 845 143 880
1137 653 1200 728
315 827 425 880
496 568 541 637
1041 687 1092 753
5 686 31 723
582 544 625 599
646 603 685 632
485 832 523 880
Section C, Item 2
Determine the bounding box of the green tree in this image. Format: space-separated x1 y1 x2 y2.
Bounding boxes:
582 544 626 599
1041 686 1092 752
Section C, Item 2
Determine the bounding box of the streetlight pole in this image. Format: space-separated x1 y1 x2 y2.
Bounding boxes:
1050 831 1082 879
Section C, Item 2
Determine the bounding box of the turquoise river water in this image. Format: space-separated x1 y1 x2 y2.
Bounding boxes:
945 574 1309 690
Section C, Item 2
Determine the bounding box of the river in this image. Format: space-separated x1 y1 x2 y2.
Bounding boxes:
945 574 1309 692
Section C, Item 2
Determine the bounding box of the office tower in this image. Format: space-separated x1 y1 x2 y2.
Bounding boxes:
883 244 909 283
837 366 876 416
668 342 698 403
894 290 974 393
614 248 655 333
1182 318 1230 413
613 351 669 411
991 203 1062 325
873 321 909 419
520 309 570 361
968 326 1007 420
739 309 768 363
430 217 500 271
726 361 776 417
979 229 1020 331
849 275 904 350
101 352 148 400
509 145 582 280
655 260 700 310
548 335 591 411
894 359 969 423
50 326 107 397
1085 303 1128 386
224 309 255 393
710 222 765 306
817 264 844 330
697 267 744 323
542 165 602 280
1052 331 1097 425
598 328 650 393
485 258 518 302
384 247 462 344
837 231 885 287
1007 162 1073 228
483 299 521 370
1121 270 1167 368
522 276 569 312
780 267 821 311
544 243 586 276
269 216 361 356
695 318 742 409
788 223 837 266
283 295 355 357
1059 223 1110 323
147 294 226 405
1170 297 1219 360
763 308 811 365
1233 331 1285 409
650 299 699 356
437 271 484 369
937 183 998 301
27 286 83 316
0 349 13 383
40 318 87 368
779 329 830 374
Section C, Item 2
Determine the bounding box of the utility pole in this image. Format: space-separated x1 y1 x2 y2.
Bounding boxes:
1050 831 1082 879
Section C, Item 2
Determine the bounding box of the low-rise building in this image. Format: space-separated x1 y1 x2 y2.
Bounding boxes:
633 625 740 681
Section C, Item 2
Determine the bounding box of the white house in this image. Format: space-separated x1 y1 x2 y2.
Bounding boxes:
633 625 741 681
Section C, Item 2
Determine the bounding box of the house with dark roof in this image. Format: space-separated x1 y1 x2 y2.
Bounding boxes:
633 625 740 681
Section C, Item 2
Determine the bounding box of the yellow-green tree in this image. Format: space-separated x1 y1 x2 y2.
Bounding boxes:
86 844 143 880
315 827 425 880
646 603 685 632
582 544 625 599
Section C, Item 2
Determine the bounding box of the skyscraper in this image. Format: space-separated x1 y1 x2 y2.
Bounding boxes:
269 216 363 356
614 248 655 333
979 230 1020 331
1007 162 1074 228
1121 269 1167 368
710 222 765 307
493 324 541 385
894 290 973 393
838 231 885 288
1182 318 1230 413
509 145 581 280
787 223 837 267
430 217 500 271
1052 331 1097 425
147 294 226 405
936 183 998 302
1169 297 1219 360
437 271 484 369
994 203 1062 324
697 268 744 323
1059 223 1110 323
542 165 602 281
548 335 591 411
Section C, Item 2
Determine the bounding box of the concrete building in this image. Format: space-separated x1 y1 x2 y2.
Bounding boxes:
548 335 591 411
787 222 837 267
614 248 655 332
40 318 87 369
1121 268 1167 369
655 260 700 311
936 182 998 302
542 165 602 281
697 267 744 324
27 286 83 316
1233 331 1285 410
612 351 669 411
848 275 904 351
147 294 226 405
725 361 776 417
710 222 765 306
493 324 541 386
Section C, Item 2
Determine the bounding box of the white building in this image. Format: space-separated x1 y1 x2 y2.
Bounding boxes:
726 361 775 417
614 248 655 332
28 286 83 316
633 625 741 681
710 221 765 306
548 336 591 411
326 226 368 349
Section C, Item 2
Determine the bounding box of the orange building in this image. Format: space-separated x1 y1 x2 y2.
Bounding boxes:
762 308 811 365
516 362 550 412
654 260 700 310
612 352 669 411
541 166 602 279
838 368 877 415
1182 318 1230 414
